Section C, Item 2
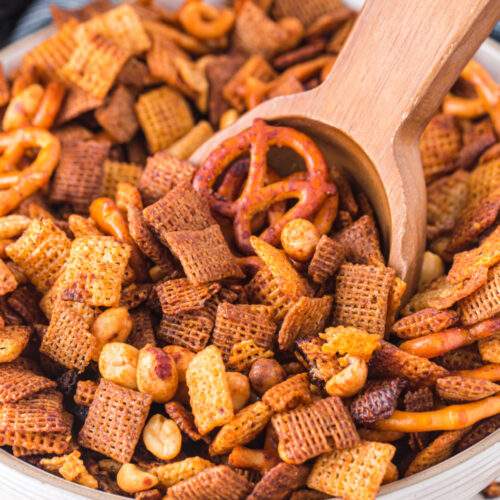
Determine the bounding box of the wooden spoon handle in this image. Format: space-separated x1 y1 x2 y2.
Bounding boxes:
312 0 499 146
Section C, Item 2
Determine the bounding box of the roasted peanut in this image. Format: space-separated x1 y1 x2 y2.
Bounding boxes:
116 463 158 494
249 358 286 395
98 342 139 389
92 307 132 360
226 372 251 411
137 345 178 403
281 218 320 262
142 414 182 461
418 251 445 291
325 355 367 398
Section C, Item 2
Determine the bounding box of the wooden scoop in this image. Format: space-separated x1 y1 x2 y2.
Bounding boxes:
191 0 499 294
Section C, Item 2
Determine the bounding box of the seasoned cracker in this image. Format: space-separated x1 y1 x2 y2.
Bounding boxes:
392 308 459 339
272 396 359 464
278 295 333 350
100 160 142 199
78 379 152 463
307 235 345 285
332 263 395 336
6 218 71 293
436 375 499 402
212 303 276 361
262 373 312 412
210 401 273 455
136 86 194 152
307 441 395 500
186 345 234 435
320 326 381 361
166 225 244 284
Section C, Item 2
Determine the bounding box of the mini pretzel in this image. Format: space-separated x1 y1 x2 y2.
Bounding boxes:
179 1 235 40
89 197 148 282
375 394 500 432
0 128 60 216
3 82 65 132
193 119 336 254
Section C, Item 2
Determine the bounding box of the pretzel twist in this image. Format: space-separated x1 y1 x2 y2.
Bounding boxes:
179 1 235 40
0 127 60 216
193 119 336 253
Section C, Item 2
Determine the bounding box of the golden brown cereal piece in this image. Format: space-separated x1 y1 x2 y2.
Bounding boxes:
436 375 500 402
404 429 469 477
295 336 342 385
419 114 462 183
392 308 459 339
139 151 198 205
74 380 98 406
95 86 140 144
5 218 71 293
0 63 9 107
75 4 150 56
248 462 309 500
22 20 77 81
156 278 220 316
186 345 234 435
0 362 55 403
41 302 96 371
456 414 500 453
143 182 215 243
458 264 500 326
350 378 408 425
158 309 214 353
62 34 129 99
0 326 30 364
166 465 253 500
386 277 407 331
465 156 500 210
10 424 72 457
0 390 67 433
332 263 395 336
278 295 333 350
272 396 359 464
136 86 194 153
320 326 381 361
210 401 273 455
164 401 205 442
166 225 245 284
369 340 449 386
212 303 276 361
479 335 500 364
78 379 152 463
101 160 142 199
426 169 469 240
307 440 395 500
262 373 312 412
0 215 31 240
272 0 341 25
154 457 213 487
60 236 130 307
41 450 98 489
0 259 17 296
335 215 384 266
68 215 102 238
227 340 274 372
307 235 345 285
49 139 110 213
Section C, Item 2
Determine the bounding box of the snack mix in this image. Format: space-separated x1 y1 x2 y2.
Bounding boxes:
0 1 498 499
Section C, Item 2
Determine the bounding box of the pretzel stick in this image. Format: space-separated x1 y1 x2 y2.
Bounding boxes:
454 364 500 382
32 82 66 129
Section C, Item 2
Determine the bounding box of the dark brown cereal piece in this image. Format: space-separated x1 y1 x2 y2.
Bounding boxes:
436 345 483 371
307 235 345 285
56 86 104 125
369 340 449 386
95 85 139 143
272 396 359 464
49 140 110 213
273 39 327 70
78 379 152 463
404 387 434 412
156 278 220 316
334 215 384 266
350 378 408 425
139 151 198 205
248 462 309 500
117 57 155 89
456 414 500 452
262 373 312 413
332 263 395 336
0 258 17 296
392 308 459 339
166 225 244 284
0 362 56 404
120 283 152 309
143 183 215 243
455 118 497 171
289 490 329 500
6 284 45 324
272 0 341 26
166 465 253 500
212 303 276 361
164 401 205 442
436 375 500 402
278 295 333 350
157 309 214 352
128 307 156 349
74 380 98 406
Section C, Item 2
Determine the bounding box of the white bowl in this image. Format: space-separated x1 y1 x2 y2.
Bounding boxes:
0 2 499 498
